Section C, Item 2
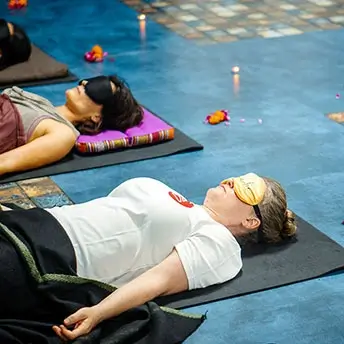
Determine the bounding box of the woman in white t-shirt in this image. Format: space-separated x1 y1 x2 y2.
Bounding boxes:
5 173 296 341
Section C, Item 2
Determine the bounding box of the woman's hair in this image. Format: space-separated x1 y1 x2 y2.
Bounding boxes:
9 23 32 64
239 177 297 246
0 21 31 69
258 177 297 244
77 75 143 135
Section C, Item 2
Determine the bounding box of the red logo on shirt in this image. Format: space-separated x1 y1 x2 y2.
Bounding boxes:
168 191 194 208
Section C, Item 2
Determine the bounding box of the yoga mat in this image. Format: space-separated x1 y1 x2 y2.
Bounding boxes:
0 45 78 89
0 126 203 183
156 215 344 309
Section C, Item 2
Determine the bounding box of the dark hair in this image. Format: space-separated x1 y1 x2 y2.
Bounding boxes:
9 22 32 64
0 20 31 70
77 75 143 135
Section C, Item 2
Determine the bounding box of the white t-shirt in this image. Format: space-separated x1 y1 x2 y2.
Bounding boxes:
47 177 242 290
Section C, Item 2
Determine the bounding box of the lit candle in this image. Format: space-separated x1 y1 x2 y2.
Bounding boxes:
139 17 146 42
138 14 146 21
231 66 240 74
233 74 240 96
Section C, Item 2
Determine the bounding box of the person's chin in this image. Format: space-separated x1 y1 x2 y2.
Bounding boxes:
205 188 217 199
65 88 77 100
205 188 213 196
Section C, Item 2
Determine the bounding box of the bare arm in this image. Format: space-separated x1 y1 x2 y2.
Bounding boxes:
95 248 188 321
54 249 189 340
0 120 76 175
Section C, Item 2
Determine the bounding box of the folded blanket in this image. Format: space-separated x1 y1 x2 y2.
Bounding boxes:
0 209 204 343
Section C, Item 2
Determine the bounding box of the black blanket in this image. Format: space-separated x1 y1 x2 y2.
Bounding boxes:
0 209 204 343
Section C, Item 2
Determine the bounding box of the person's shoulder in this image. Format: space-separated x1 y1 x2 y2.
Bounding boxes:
36 118 78 140
194 219 241 249
1 87 17 96
5 86 49 104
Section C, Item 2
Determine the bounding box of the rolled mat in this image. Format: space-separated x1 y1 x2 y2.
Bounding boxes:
156 215 344 309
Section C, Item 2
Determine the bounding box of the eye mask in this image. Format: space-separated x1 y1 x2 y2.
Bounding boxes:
79 76 114 106
222 173 266 206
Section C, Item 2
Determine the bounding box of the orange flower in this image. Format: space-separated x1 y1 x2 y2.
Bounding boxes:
206 110 229 125
91 45 103 59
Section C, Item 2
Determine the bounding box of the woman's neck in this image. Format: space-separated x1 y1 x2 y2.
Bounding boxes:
201 204 219 221
201 204 243 236
55 105 78 125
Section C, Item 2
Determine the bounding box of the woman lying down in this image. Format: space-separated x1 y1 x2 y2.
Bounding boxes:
0 173 297 341
0 74 143 176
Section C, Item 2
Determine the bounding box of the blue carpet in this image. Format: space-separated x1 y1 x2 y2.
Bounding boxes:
2 0 344 343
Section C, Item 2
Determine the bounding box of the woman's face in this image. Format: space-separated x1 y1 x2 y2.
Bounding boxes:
64 80 116 121
203 178 254 227
65 83 103 120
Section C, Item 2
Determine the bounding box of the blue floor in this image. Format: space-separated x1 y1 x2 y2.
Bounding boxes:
3 0 344 343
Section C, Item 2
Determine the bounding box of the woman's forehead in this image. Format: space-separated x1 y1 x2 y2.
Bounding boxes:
232 174 266 206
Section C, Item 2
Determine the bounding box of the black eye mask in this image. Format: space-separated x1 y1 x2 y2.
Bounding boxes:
79 76 114 106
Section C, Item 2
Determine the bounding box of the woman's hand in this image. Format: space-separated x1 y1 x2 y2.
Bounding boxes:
52 306 103 342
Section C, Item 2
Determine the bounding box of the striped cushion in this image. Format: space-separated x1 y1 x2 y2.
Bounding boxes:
75 108 174 154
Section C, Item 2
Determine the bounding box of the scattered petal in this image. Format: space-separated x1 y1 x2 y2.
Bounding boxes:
258 119 263 124
240 118 245 122
336 94 340 99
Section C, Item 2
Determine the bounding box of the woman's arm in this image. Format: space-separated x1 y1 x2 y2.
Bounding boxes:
53 249 189 341
0 120 76 175
96 248 188 319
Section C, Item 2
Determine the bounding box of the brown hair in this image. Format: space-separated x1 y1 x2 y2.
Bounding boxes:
258 177 297 244
76 75 143 135
239 177 297 246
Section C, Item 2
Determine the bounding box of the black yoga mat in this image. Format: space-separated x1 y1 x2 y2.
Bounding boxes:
0 128 203 183
156 215 344 309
